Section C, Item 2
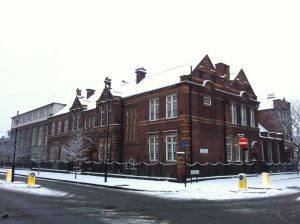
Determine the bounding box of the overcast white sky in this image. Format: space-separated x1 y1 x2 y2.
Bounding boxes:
1 0 299 136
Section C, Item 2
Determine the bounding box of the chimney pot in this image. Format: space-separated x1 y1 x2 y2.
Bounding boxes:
76 88 82 96
136 67 147 84
86 89 95 99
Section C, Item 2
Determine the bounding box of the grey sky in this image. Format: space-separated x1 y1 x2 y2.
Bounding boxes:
1 0 299 136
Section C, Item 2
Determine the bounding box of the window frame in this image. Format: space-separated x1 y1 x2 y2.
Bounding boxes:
203 95 212 106
166 134 177 162
230 103 237 124
226 137 232 162
241 105 247 126
148 136 159 161
250 108 255 128
100 105 105 126
166 94 177 119
234 138 241 161
149 98 159 121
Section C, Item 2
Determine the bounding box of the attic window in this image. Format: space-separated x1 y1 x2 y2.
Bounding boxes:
203 95 212 106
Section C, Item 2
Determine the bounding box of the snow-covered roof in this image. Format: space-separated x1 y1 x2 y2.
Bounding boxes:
52 92 101 117
258 94 286 110
259 98 274 110
258 123 269 133
78 92 101 110
112 61 198 98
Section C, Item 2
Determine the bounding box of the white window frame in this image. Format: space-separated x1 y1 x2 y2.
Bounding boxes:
51 122 55 135
92 115 96 128
235 140 241 162
261 142 265 161
166 134 177 161
85 116 89 129
64 119 69 133
57 121 62 134
230 103 237 124
149 98 159 121
250 108 255 128
149 136 159 161
203 95 212 106
276 142 280 162
166 94 177 119
99 143 105 161
241 105 247 126
244 149 249 162
100 105 105 126
99 141 111 161
267 142 273 163
226 137 232 162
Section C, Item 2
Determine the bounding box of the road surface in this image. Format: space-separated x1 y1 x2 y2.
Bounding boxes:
0 175 299 224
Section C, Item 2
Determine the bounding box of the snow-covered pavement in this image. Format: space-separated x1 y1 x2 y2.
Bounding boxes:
0 168 300 200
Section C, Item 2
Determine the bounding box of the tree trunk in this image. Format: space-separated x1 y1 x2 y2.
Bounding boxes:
74 160 78 179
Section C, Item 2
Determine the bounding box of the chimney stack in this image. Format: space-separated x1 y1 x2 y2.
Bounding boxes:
76 88 82 96
135 67 147 84
86 89 95 99
215 63 230 79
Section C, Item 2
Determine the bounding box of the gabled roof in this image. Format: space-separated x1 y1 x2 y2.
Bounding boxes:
52 92 101 117
235 69 249 84
70 96 83 110
96 88 112 103
230 69 256 97
195 54 216 72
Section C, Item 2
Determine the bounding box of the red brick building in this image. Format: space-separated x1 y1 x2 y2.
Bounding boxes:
258 97 294 163
47 55 262 165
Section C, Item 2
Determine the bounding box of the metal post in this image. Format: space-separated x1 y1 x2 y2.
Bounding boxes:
104 77 111 182
243 149 246 173
12 111 19 182
184 152 187 187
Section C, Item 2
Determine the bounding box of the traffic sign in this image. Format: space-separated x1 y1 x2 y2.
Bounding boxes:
239 137 248 150
181 141 188 150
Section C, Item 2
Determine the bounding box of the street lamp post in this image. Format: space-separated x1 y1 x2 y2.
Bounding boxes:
12 111 19 182
104 77 111 183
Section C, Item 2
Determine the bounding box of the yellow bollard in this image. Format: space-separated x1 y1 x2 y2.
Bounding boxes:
262 172 270 188
6 169 12 182
27 172 35 187
238 173 247 190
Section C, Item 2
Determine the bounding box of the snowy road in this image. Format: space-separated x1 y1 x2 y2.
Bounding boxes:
1 172 300 224
1 168 300 200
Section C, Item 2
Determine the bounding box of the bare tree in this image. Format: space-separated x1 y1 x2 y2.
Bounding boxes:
30 144 46 174
0 138 13 165
290 100 300 169
274 99 300 172
62 129 85 179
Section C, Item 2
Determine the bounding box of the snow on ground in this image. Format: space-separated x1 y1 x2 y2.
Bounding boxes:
0 180 68 197
0 168 299 200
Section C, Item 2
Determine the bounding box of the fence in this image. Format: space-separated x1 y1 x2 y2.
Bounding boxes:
1 160 297 179
187 161 297 178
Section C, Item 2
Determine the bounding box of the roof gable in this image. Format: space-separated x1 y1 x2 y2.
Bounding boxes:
195 55 216 73
235 69 249 84
230 69 256 98
70 96 83 111
97 88 112 103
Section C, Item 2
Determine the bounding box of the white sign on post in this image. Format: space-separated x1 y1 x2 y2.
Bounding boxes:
200 148 208 154
190 170 200 175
